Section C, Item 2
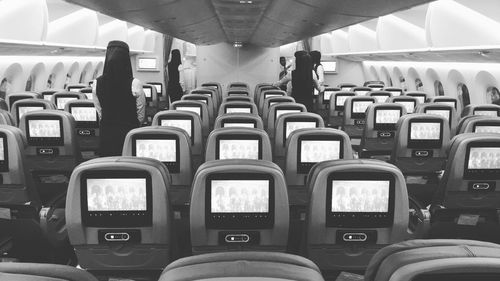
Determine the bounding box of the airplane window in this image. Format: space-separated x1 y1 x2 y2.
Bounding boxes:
25 74 33 91
399 76 407 91
0 78 9 100
487 86 500 105
434 81 444 96
458 83 470 106
47 73 55 89
79 70 87 83
415 78 424 91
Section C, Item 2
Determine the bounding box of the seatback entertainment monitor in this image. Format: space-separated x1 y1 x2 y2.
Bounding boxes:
225 106 252 114
474 109 499 117
395 100 416 113
284 119 318 145
56 97 78 110
221 120 256 129
17 105 44 123
159 117 194 145
374 108 402 130
407 119 443 148
464 143 500 179
334 94 355 111
132 134 180 173
474 124 500 134
351 100 374 119
297 135 342 173
216 135 261 160
26 116 64 146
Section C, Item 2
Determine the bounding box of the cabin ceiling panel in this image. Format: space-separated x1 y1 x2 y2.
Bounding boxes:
64 0 434 47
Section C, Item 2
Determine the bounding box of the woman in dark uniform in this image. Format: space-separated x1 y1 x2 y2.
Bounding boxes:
167 49 184 102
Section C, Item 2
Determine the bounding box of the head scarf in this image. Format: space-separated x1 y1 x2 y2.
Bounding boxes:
170 49 182 66
310 50 321 67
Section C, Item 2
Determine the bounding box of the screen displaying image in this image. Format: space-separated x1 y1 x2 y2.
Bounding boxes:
340 87 352 91
300 140 340 163
160 119 192 138
226 107 251 114
138 58 157 70
376 109 400 124
352 101 373 113
373 95 389 103
468 147 500 169
28 120 61 137
331 180 389 212
87 178 147 211
354 90 370 96
413 96 426 104
387 90 402 96
143 87 152 98
322 61 337 72
410 122 440 140
474 125 500 134
395 101 415 113
336 95 350 106
18 106 44 120
324 90 337 101
211 180 269 213
276 109 301 119
285 121 317 138
70 107 97 121
43 95 53 101
84 93 93 99
0 137 4 161
136 139 176 162
435 101 456 108
219 139 259 159
223 122 255 128
69 88 81 92
176 106 200 116
153 84 162 93
57 97 78 110
426 109 450 121
264 93 283 99
474 110 498 117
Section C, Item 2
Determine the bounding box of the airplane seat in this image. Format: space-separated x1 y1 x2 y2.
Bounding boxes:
66 84 87 92
368 90 392 103
352 86 373 96
78 88 93 100
182 93 216 126
360 103 406 159
366 84 384 90
41 90 61 102
338 83 357 91
218 101 258 117
214 113 264 130
64 100 100 157
152 110 204 170
265 102 305 138
274 112 324 169
19 110 81 204
228 82 250 91
415 103 458 136
170 100 210 138
428 96 461 116
342 96 376 143
262 96 296 124
66 156 174 278
0 109 15 126
222 96 253 104
200 82 223 99
383 87 404 97
254 85 279 104
190 159 289 254
226 89 252 100
404 91 428 104
205 127 272 162
189 89 218 111
0 98 8 110
364 81 385 87
285 127 353 204
258 89 286 114
122 126 192 205
327 91 355 128
11 99 56 126
388 96 419 113
461 104 500 118
460 116 500 134
50 92 86 111
7 92 41 111
305 159 409 277
364 239 500 281
317 87 340 114
146 82 164 98
159 251 324 281
143 84 159 125
456 115 485 134
0 262 99 281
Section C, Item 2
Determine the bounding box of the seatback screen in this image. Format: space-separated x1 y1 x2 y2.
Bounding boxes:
18 106 44 121
426 109 450 121
474 110 498 117
335 95 352 107
375 109 401 124
285 121 317 138
410 122 441 140
354 90 370 96
300 140 340 163
135 139 176 162
87 178 147 211
395 101 415 113
56 97 78 110
372 95 390 103
387 89 402 96
467 147 500 169
226 107 251 114
323 89 337 102
474 125 500 134
352 101 373 113
218 139 259 160
264 93 283 99
222 122 255 128
160 119 192 139
176 106 201 117
0 135 8 172
411 95 426 104
28 119 61 137
143 87 152 98
70 106 97 122
435 100 456 109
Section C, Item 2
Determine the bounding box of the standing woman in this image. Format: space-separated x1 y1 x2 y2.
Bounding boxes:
310 50 324 86
167 49 184 102
92 41 145 156
274 51 323 112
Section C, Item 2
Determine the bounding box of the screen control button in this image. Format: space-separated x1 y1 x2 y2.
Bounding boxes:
343 232 367 242
224 234 250 243
472 183 490 190
104 232 130 242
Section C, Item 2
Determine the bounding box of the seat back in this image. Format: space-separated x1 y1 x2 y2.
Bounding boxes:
64 100 100 152
342 96 376 138
228 82 249 90
337 83 357 91
306 159 409 273
159 251 324 281
200 82 222 99
226 89 252 100
266 102 305 136
367 239 500 281
319 87 340 107
389 96 419 113
361 103 406 152
0 262 99 281
191 88 220 109
142 84 158 103
223 96 253 104
0 125 39 206
190 159 289 254
122 126 192 187
79 88 93 100
391 113 451 174
416 103 458 136
170 100 210 137
258 90 286 114
66 84 87 92
147 82 164 97
383 87 404 97
205 127 272 161
405 91 428 104
262 96 295 122
461 116 500 134
369 90 392 103
327 91 356 127
214 113 264 130
41 90 60 101
352 86 373 96
66 156 173 273
367 84 384 90
429 96 460 115
0 109 15 126
218 101 258 116
51 92 86 110
461 104 500 118
11 99 56 126
254 85 279 104
182 93 216 123
364 81 385 86
7 92 40 111
285 128 353 186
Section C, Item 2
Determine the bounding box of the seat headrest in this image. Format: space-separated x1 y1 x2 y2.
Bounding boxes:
0 262 98 281
364 103 406 131
462 104 500 118
219 101 258 115
214 113 264 130
461 116 500 134
19 109 77 148
275 112 324 145
205 127 272 161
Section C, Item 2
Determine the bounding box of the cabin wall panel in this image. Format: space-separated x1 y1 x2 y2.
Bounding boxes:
323 59 364 87
131 32 164 89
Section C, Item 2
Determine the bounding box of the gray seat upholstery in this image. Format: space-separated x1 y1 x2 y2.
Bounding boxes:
214 113 264 130
171 100 210 138
404 91 428 104
415 103 458 136
218 101 258 116
327 91 355 128
205 127 272 161
460 116 500 134
342 96 376 139
11 99 56 126
388 96 419 113
461 104 500 118
0 262 98 281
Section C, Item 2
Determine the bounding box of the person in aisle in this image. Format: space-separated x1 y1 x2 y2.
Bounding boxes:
310 50 324 86
92 40 146 156
274 51 324 111
167 49 184 102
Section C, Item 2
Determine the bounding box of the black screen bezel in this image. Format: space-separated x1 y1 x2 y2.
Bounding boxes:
297 134 343 174
326 172 395 228
374 107 402 130
407 118 444 149
334 93 355 111
16 103 46 124
205 172 275 229
283 118 319 146
221 119 257 129
473 108 500 117
68 103 99 128
434 98 457 109
215 134 262 160
0 132 9 172
80 170 153 227
158 115 194 145
9 96 31 109
26 115 64 146
463 141 500 180
473 121 500 133
55 94 79 110
174 104 203 120
132 134 180 173
351 99 375 119
322 89 339 104
228 91 249 97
